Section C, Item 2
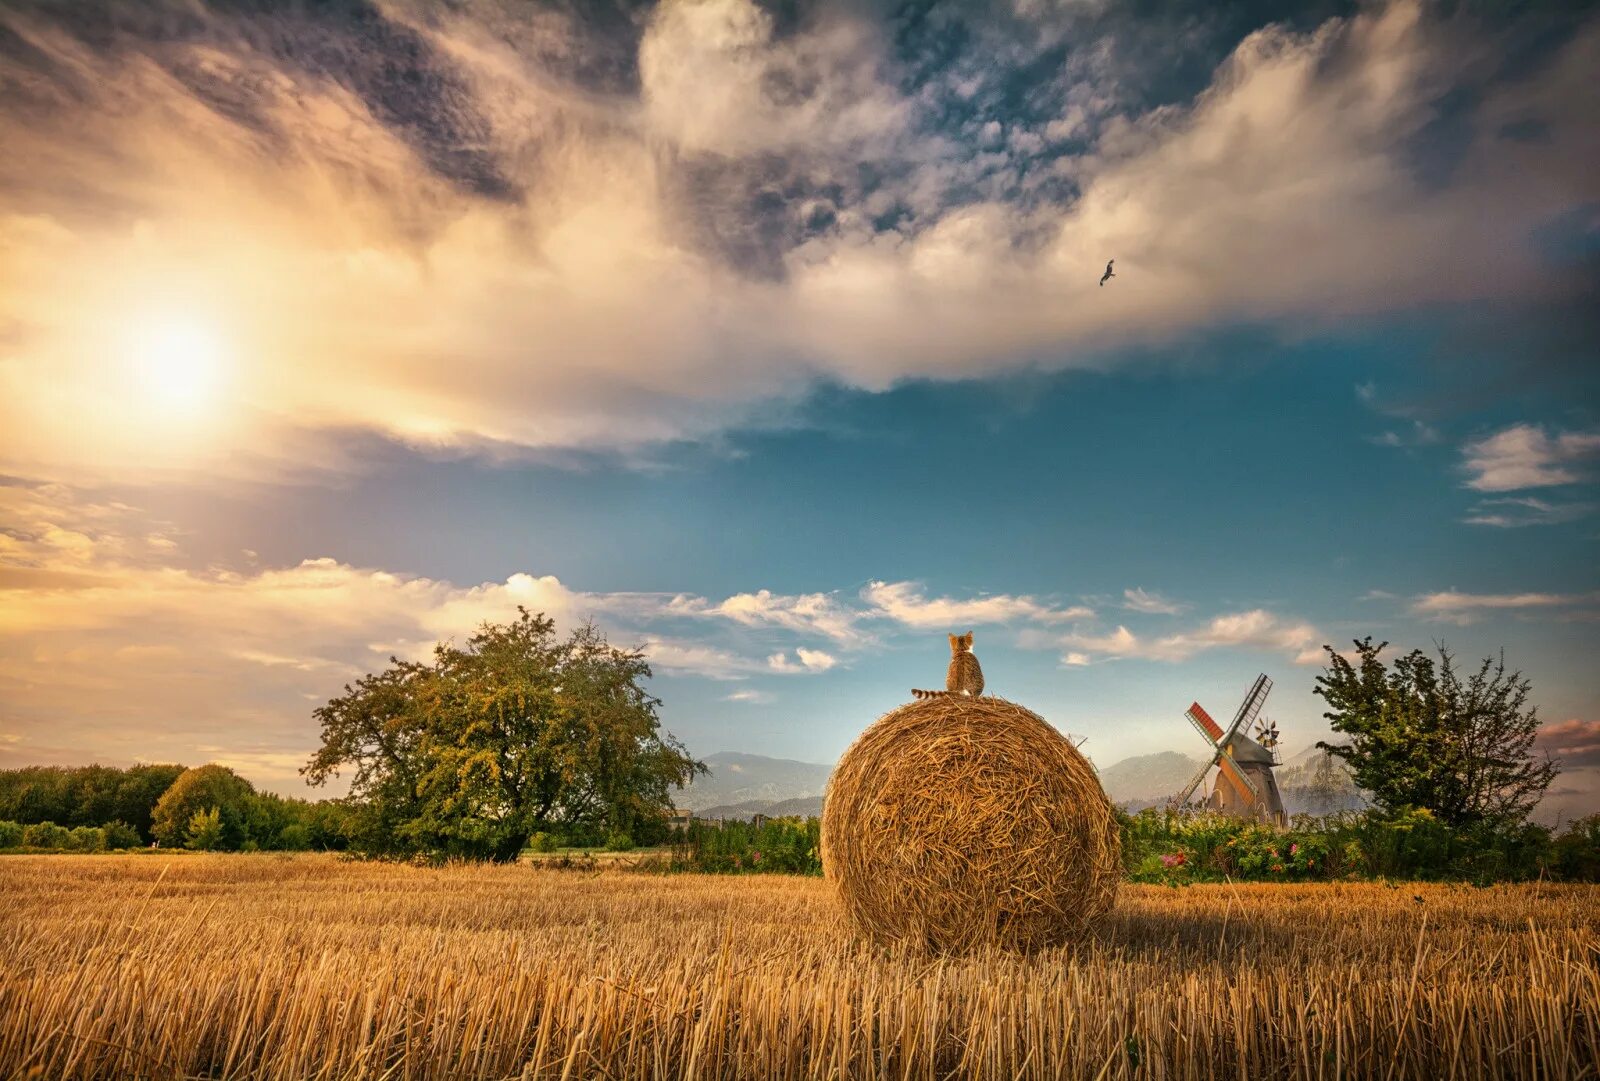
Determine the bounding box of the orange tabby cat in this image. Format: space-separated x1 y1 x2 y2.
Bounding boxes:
911 632 985 699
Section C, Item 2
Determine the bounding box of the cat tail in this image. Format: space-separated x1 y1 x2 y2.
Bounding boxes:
910 688 949 700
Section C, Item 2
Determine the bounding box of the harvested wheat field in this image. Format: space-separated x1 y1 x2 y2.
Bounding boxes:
2 856 1596 1080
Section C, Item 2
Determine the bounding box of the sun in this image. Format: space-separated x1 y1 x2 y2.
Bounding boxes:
129 318 226 410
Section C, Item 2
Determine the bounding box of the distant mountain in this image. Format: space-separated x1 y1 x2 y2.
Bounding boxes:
1276 745 1367 815
696 795 825 821
673 752 832 812
1096 751 1205 804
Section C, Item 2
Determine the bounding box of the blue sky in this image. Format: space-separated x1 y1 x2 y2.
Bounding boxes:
0 0 1595 815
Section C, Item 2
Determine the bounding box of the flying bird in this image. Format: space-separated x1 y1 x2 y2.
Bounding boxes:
1099 259 1115 287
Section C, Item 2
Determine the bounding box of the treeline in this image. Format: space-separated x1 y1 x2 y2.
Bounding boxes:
1120 807 1600 884
638 809 1598 882
0 763 351 852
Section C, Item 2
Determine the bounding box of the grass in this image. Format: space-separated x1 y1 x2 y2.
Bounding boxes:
1 855 1596 1079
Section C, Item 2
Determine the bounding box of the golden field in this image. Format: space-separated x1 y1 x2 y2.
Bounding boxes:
1 855 1596 1080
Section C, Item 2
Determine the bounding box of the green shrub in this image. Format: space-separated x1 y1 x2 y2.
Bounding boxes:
0 820 23 848
527 831 560 853
604 831 635 852
1550 815 1600 882
670 817 822 875
277 824 311 851
184 807 224 851
66 826 106 852
103 821 141 849
23 822 70 849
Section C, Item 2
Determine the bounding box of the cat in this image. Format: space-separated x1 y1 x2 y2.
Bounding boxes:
911 631 985 699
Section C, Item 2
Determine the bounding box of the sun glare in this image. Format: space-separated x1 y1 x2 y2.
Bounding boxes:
129 319 226 411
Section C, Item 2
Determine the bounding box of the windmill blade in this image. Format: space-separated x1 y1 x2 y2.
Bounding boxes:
1216 752 1260 799
1185 702 1224 742
1174 750 1220 805
1222 674 1273 743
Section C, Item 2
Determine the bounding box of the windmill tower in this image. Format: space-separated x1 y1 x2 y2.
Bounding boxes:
1172 673 1286 825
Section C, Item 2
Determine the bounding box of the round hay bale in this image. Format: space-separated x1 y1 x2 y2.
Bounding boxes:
822 695 1120 953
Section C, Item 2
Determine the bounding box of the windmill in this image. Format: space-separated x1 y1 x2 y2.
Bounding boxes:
1172 673 1286 824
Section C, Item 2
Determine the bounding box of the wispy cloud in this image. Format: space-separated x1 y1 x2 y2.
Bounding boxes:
1462 496 1595 528
1122 588 1184 615
1460 425 1600 492
863 580 1093 628
666 589 865 645
1411 589 1600 624
1054 609 1323 666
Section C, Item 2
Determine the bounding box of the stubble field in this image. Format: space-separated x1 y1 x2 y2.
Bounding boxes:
1 854 1596 1080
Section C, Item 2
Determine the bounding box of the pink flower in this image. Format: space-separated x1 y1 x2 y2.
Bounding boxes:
1290 843 1300 857
1159 852 1187 869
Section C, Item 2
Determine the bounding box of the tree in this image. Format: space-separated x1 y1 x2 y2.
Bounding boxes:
184 807 224 851
304 610 705 861
152 765 254 849
1315 638 1558 831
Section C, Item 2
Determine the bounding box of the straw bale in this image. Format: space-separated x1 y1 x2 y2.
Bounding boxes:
822 695 1120 953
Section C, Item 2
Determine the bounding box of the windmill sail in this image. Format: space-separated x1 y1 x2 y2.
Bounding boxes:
1172 675 1273 807
1225 674 1272 743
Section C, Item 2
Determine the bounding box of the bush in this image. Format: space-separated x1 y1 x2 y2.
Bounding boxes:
66 826 106 852
277 824 311 851
0 820 24 848
1550 815 1600 882
23 822 70 849
669 817 822 875
103 821 141 850
604 831 635 852
184 807 224 851
527 831 560 853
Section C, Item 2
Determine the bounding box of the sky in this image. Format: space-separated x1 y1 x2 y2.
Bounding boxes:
0 0 1596 818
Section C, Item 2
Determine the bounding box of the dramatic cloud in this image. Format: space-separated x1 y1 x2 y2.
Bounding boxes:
863 580 1094 628
1536 719 1600 769
1411 589 1600 624
1053 609 1323 665
1 1 1595 485
1461 425 1600 492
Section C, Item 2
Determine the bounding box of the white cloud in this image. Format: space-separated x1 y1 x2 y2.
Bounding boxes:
666 589 865 644
1056 609 1323 665
1461 425 1600 492
722 689 774 704
1122 587 1184 615
863 580 1093 628
1411 589 1600 624
766 648 838 673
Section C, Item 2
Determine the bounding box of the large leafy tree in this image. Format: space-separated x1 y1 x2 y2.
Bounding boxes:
303 610 704 861
1315 638 1558 830
151 764 255 849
